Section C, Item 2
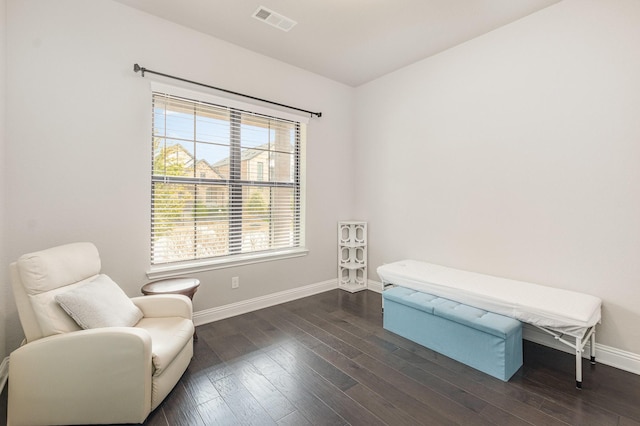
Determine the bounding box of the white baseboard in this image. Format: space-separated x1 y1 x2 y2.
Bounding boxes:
522 324 640 375
367 279 383 293
0 356 9 393
193 279 338 326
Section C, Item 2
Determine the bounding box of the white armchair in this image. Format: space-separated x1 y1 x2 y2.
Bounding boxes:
8 242 194 425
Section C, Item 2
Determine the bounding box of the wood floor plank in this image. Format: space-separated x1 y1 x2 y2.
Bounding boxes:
226 310 290 351
292 307 392 360
188 334 224 374
160 382 206 426
253 306 316 343
246 349 348 425
182 369 221 406
619 415 640 426
537 398 618 426
343 383 432 426
291 333 456 425
276 410 313 426
353 352 493 425
211 372 278 425
231 357 297 422
143 406 169 426
277 340 358 392
522 342 640 420
268 345 386 426
395 355 565 426
504 362 626 425
196 396 238 426
478 403 535 426
272 304 362 359
204 332 261 362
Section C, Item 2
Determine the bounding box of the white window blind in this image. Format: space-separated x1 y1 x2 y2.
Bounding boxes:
151 90 305 266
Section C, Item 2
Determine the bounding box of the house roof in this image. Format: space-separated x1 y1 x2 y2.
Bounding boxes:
211 144 270 169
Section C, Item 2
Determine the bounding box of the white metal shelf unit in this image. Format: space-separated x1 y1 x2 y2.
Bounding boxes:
338 221 367 292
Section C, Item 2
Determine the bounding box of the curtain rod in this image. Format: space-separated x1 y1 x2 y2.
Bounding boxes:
133 64 322 118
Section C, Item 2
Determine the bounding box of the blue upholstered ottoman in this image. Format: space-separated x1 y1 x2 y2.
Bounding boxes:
383 286 522 381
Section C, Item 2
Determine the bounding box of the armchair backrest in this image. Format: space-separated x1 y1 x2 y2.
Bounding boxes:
11 242 102 342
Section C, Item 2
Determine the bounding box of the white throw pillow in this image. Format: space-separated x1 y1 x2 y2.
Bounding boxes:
55 274 143 329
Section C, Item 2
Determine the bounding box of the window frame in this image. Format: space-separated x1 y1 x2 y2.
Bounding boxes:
147 83 308 279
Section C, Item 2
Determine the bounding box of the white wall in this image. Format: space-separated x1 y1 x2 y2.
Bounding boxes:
0 0 7 361
4 0 354 351
355 0 640 354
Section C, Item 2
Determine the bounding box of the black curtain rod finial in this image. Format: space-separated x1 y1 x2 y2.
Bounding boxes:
133 63 145 76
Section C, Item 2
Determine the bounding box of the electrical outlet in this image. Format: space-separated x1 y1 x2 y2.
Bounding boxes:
231 276 239 289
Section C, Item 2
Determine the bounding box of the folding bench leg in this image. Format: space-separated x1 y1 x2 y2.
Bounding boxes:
576 337 583 390
537 325 595 389
576 327 599 389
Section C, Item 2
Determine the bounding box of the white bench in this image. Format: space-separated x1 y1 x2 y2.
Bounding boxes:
378 260 602 389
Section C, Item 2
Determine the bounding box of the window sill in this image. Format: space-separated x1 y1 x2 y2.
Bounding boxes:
146 248 309 280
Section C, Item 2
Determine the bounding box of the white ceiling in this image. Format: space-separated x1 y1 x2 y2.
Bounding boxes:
114 0 561 87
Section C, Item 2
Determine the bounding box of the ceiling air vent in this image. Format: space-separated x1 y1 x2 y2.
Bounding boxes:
252 6 297 32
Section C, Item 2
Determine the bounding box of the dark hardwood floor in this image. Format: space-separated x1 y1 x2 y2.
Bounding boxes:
2 289 640 425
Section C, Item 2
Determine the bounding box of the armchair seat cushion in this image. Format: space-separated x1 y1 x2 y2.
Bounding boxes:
136 317 194 374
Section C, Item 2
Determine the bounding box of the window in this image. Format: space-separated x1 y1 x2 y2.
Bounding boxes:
150 86 306 271
256 162 264 181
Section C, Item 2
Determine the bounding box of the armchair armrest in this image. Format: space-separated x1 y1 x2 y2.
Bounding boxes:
131 294 193 319
9 328 153 425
